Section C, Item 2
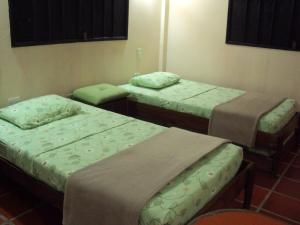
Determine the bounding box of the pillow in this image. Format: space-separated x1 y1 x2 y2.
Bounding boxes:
129 72 181 89
0 95 81 129
73 84 129 105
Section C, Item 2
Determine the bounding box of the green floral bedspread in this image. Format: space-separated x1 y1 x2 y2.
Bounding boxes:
121 80 296 134
0 102 243 225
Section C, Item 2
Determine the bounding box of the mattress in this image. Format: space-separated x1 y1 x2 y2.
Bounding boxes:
0 102 243 225
121 80 297 134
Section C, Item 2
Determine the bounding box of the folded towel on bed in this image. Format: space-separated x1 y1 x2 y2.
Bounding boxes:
63 128 229 225
209 92 286 147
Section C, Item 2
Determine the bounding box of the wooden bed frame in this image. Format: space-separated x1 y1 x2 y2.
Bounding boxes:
0 155 254 221
100 99 299 176
0 97 255 223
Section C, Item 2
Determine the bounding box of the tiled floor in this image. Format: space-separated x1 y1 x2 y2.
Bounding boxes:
235 147 300 225
0 148 299 225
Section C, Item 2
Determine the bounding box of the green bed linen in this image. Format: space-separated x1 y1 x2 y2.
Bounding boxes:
122 80 216 107
0 102 243 225
121 80 296 134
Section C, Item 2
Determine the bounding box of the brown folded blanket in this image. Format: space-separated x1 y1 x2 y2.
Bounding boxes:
208 92 286 147
63 128 229 225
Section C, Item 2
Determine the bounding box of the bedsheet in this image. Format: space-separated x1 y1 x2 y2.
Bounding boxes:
0 101 243 225
121 80 296 134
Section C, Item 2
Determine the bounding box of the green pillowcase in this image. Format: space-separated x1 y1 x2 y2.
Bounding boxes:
0 95 81 129
129 72 181 89
73 84 129 106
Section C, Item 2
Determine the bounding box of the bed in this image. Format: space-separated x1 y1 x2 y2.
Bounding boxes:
120 79 299 176
0 96 254 225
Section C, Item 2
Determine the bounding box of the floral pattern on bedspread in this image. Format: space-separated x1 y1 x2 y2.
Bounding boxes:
33 120 164 191
0 101 243 225
34 121 242 225
122 80 296 134
182 88 296 134
172 87 244 119
140 144 242 225
0 110 134 173
121 80 216 108
259 99 296 133
0 95 82 129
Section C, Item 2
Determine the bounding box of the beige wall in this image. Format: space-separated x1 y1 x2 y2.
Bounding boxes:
0 0 162 107
2 0 300 107
166 0 300 107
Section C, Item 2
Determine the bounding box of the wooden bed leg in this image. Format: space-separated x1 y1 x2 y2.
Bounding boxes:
243 164 255 209
271 142 284 177
271 155 280 177
296 127 300 147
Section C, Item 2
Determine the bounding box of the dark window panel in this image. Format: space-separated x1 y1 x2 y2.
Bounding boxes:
48 0 63 41
227 0 300 51
9 0 35 44
79 0 93 40
103 0 113 37
93 0 105 38
258 0 277 45
271 0 294 48
245 0 261 44
34 0 50 42
113 0 128 37
62 0 80 40
228 0 248 42
8 0 128 47
292 0 300 50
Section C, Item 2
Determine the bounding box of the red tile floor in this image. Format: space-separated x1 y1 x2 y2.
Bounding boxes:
235 147 300 225
0 148 299 225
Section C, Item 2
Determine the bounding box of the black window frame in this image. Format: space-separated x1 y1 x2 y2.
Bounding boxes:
226 0 300 52
8 0 129 48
